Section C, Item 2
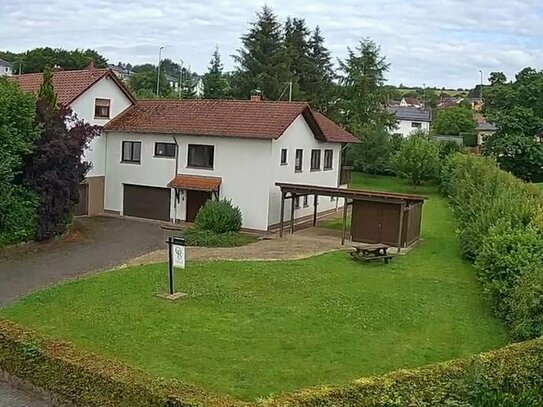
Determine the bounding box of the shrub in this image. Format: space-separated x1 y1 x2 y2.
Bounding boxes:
391 131 440 185
347 128 401 175
265 336 543 407
0 319 239 407
475 226 543 334
182 227 256 247
195 199 242 233
440 153 543 339
1 318 542 407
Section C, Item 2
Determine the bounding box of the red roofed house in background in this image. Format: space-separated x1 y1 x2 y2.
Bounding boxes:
10 64 136 216
103 99 359 231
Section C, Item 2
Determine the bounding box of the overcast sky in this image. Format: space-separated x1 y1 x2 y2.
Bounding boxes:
2 0 542 88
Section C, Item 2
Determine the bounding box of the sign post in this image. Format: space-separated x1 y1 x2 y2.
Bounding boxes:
160 236 187 301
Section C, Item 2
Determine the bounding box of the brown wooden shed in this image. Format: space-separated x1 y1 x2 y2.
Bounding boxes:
275 183 427 251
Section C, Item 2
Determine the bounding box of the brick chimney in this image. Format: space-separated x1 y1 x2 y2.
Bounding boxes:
250 95 261 102
87 61 96 70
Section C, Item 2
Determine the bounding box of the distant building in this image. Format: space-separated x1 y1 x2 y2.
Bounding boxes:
399 97 422 108
0 58 13 76
476 121 497 145
108 64 132 81
389 106 432 137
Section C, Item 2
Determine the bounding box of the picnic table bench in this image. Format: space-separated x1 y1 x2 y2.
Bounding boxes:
350 244 392 264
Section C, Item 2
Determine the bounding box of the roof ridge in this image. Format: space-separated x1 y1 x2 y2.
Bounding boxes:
13 67 109 78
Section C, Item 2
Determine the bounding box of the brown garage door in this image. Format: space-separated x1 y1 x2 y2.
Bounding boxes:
123 184 170 221
75 184 88 216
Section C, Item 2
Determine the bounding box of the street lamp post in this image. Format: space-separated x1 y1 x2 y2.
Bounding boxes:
479 70 483 100
156 46 164 97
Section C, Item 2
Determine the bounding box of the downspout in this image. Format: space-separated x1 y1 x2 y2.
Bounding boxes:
172 135 180 223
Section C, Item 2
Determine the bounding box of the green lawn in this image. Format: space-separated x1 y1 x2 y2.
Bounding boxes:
0 174 507 401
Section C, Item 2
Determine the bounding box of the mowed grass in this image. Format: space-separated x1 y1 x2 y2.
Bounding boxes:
1 174 507 400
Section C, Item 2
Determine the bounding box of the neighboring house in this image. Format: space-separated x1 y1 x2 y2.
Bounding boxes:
0 58 13 76
437 96 463 108
10 65 136 215
388 106 432 136
476 121 497 145
399 97 422 108
108 64 132 81
103 99 358 231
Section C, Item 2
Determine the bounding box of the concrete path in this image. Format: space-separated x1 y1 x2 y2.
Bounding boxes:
128 226 348 266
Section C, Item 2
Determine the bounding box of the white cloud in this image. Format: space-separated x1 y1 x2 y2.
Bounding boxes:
1 0 542 87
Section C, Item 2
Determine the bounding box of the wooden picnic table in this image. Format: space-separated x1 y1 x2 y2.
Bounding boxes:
350 244 392 264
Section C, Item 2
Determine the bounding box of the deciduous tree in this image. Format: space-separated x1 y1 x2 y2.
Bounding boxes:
391 131 440 185
23 69 99 240
432 104 475 136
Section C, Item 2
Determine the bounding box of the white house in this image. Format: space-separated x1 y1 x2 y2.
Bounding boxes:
389 106 432 137
11 65 136 215
103 99 358 232
0 58 12 76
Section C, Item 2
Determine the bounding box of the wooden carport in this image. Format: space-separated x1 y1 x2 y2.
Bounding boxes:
275 183 427 251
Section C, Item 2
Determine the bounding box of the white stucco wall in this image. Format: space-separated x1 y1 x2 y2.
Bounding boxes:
104 132 273 231
70 76 133 177
393 120 431 137
268 115 344 226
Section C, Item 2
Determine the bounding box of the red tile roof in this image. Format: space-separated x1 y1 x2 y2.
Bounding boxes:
105 99 359 143
9 68 135 106
168 174 222 191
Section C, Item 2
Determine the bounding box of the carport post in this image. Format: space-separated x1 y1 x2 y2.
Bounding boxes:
397 202 406 253
279 191 286 238
312 195 318 227
290 193 296 234
341 198 349 245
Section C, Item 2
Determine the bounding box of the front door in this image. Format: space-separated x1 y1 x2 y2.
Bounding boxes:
186 190 211 223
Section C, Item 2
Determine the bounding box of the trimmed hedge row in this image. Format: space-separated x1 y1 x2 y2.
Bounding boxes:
1 318 542 407
0 319 245 407
263 337 543 407
440 154 543 340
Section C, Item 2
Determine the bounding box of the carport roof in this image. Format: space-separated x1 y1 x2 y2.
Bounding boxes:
168 174 222 191
275 182 427 204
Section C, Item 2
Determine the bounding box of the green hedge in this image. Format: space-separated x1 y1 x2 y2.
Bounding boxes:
1 318 542 407
440 154 543 340
0 319 243 407
263 337 543 407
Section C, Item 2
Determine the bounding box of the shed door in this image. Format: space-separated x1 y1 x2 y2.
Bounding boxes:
75 184 88 216
351 201 381 243
123 184 170 221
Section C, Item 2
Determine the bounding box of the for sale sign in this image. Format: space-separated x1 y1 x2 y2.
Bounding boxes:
172 243 185 269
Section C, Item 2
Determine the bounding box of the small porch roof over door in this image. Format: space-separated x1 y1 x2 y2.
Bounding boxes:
168 174 222 191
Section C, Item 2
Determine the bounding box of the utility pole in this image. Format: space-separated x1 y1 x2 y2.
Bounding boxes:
156 46 164 98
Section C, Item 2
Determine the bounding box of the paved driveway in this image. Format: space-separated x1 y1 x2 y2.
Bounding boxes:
0 216 170 405
0 216 170 307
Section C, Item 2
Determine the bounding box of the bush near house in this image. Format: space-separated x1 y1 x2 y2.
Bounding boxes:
0 318 541 407
195 198 242 233
441 153 543 340
182 198 255 247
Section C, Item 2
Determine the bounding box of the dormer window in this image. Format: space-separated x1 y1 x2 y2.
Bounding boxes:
95 98 111 119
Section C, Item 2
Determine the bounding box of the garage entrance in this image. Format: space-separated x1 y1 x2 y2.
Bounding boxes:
123 184 171 221
276 182 426 251
75 183 88 216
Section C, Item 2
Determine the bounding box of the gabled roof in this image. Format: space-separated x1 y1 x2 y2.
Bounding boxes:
104 99 359 143
0 58 11 67
476 122 497 131
9 67 136 106
389 106 432 122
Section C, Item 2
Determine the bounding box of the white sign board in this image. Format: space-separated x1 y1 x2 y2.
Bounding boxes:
172 244 186 269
